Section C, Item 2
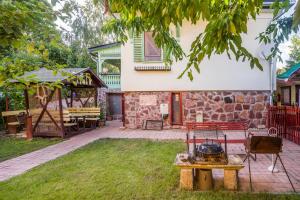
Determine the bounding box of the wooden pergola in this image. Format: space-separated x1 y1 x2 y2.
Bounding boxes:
13 67 107 138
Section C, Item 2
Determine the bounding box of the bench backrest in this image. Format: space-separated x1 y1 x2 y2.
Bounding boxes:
68 107 100 113
186 121 248 132
67 107 100 117
1 110 26 117
186 122 217 131
215 122 248 131
30 109 72 124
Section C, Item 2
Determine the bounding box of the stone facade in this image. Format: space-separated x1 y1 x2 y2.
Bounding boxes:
124 92 171 129
124 91 270 129
182 91 270 128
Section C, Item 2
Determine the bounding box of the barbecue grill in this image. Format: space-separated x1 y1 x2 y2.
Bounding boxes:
185 126 229 164
190 136 228 165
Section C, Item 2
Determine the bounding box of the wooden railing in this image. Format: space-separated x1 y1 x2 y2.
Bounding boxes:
268 106 300 144
100 73 120 89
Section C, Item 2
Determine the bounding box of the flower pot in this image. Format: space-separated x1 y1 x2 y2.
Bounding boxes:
106 116 113 121
98 120 105 127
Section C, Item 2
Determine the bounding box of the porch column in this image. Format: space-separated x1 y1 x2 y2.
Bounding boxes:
97 56 104 76
5 95 9 111
95 87 98 107
58 88 65 138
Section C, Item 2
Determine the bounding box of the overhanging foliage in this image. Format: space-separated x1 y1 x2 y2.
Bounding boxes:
99 0 298 80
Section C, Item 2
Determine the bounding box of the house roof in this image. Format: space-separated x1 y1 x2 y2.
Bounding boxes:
88 42 121 53
12 67 107 88
277 62 300 80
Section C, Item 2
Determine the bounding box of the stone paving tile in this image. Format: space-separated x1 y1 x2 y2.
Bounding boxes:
0 121 299 193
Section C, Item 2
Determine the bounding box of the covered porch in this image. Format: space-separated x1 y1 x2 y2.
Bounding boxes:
277 62 300 106
88 42 121 89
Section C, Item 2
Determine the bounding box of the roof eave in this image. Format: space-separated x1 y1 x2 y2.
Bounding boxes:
88 42 121 53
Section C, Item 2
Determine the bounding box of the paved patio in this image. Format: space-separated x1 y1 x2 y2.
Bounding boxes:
0 120 299 193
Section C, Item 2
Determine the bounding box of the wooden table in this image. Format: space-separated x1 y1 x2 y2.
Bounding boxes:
69 113 99 128
1 110 26 134
175 153 244 191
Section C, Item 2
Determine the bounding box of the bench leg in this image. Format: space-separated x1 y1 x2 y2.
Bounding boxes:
180 169 193 190
224 169 238 191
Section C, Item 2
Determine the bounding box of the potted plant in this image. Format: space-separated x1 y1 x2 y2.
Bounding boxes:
98 112 105 127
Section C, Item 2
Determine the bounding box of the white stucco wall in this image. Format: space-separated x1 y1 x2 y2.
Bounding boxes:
121 13 273 92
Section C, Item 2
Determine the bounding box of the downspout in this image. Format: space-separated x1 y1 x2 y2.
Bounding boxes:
270 57 277 106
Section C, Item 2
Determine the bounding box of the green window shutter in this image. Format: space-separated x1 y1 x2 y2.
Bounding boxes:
133 32 144 62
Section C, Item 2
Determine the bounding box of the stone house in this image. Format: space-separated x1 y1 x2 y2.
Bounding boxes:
90 2 278 129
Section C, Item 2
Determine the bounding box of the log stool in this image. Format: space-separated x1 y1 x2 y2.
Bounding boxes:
224 169 239 190
179 169 193 190
196 169 213 190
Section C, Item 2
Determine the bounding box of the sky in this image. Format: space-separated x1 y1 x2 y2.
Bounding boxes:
276 2 299 69
278 39 293 69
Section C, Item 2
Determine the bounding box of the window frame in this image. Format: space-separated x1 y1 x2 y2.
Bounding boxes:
143 32 162 62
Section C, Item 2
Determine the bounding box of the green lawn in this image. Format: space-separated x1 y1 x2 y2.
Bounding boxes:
0 136 61 162
0 139 298 200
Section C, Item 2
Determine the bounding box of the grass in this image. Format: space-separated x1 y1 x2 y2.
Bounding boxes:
0 139 298 200
0 136 61 162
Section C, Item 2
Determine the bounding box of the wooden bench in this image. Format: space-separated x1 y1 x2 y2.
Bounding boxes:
1 110 26 134
175 153 244 190
215 121 249 138
67 107 101 128
186 121 249 143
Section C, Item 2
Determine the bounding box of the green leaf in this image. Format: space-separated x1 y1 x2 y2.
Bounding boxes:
229 22 236 34
187 70 193 81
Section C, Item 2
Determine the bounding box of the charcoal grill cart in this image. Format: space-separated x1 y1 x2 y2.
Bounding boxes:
175 154 244 191
176 128 244 191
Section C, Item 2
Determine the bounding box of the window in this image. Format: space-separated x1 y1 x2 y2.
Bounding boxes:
281 87 291 105
144 32 161 61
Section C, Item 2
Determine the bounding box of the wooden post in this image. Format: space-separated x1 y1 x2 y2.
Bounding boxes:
196 169 213 190
224 169 238 190
58 88 65 138
70 87 73 107
5 95 9 111
284 106 287 138
267 105 270 128
179 168 193 190
121 93 125 126
24 89 29 113
24 88 32 140
169 92 173 125
95 87 98 107
26 115 33 140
